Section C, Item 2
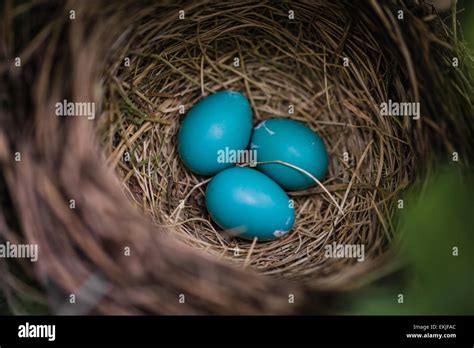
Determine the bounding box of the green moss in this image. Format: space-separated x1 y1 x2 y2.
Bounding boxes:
350 166 474 315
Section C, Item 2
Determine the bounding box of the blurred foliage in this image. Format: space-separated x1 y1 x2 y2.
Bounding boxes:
349 166 474 314
0 262 49 315
459 0 474 53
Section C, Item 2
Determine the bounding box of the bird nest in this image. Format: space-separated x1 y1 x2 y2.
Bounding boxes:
99 1 414 283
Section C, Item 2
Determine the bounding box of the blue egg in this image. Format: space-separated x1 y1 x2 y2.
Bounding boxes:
178 91 252 176
250 118 328 190
205 167 295 241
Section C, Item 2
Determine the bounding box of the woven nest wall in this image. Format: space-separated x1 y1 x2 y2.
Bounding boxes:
0 0 473 314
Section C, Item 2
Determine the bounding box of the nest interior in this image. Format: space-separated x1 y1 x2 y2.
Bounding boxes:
99 1 420 284
1 0 472 314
